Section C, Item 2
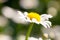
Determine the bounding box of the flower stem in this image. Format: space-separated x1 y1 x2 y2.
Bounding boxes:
25 23 34 40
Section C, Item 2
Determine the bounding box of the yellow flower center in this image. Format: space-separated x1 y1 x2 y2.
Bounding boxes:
27 12 41 22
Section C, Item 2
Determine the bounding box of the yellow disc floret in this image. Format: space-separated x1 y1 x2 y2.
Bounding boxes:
27 12 41 22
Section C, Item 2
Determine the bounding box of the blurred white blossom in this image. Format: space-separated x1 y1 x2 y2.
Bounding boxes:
19 0 39 9
0 34 12 40
42 27 55 38
39 38 43 40
42 25 60 40
2 6 17 19
17 34 43 40
28 37 38 40
47 7 57 16
17 35 25 40
53 25 60 40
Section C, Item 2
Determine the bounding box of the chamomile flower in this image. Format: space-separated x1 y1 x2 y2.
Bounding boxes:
17 11 53 28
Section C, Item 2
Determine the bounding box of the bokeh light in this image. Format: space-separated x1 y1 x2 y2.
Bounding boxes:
47 7 57 16
2 6 17 19
19 0 39 9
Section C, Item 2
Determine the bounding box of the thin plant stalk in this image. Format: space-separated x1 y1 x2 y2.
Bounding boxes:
25 23 34 40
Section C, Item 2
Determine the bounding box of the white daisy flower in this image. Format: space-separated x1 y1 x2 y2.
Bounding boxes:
17 11 53 28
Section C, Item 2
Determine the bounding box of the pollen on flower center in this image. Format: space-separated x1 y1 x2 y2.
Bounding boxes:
27 12 41 22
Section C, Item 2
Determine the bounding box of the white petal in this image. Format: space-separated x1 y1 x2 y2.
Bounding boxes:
32 18 39 24
12 15 27 24
41 14 53 18
44 21 51 27
26 17 31 22
40 17 47 21
44 22 50 28
24 12 28 16
40 21 51 28
17 11 24 17
41 14 53 21
41 14 48 17
41 14 49 21
47 14 53 18
40 21 48 28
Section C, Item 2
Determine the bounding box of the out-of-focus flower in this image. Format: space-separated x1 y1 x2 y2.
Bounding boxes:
0 16 8 27
28 37 38 40
19 0 39 9
17 35 25 40
17 34 43 40
0 0 8 3
42 25 60 40
42 27 55 39
0 34 12 40
47 7 57 16
2 6 17 19
53 25 60 40
49 31 55 38
17 11 53 28
39 38 43 40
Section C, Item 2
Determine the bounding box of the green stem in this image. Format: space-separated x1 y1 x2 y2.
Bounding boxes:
25 23 34 40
